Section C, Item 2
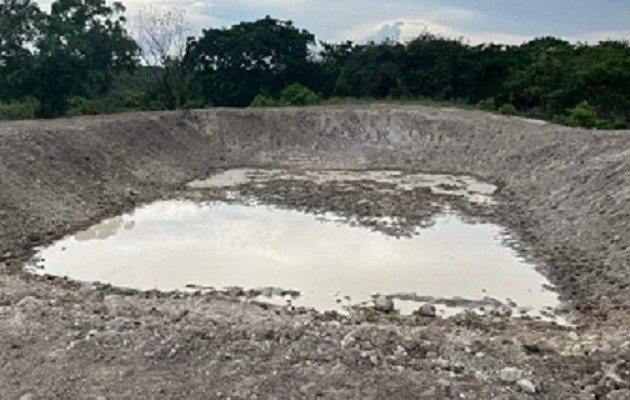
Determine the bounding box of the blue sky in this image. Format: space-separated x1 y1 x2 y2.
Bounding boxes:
39 0 630 44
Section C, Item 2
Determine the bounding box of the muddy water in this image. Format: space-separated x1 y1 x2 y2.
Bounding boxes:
27 200 561 320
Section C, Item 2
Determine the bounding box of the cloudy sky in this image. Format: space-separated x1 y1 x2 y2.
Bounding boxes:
39 0 630 45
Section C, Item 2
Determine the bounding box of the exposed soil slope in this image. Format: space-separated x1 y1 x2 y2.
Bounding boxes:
1 106 629 399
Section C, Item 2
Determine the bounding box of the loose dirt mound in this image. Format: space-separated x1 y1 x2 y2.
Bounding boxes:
1 106 629 399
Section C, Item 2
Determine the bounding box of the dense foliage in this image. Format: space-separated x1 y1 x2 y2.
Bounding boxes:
0 0 138 117
185 17 316 107
1 5 629 128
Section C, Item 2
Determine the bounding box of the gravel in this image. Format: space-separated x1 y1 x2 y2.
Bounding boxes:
1 106 629 398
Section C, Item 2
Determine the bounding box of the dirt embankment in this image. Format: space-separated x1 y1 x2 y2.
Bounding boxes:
1 106 630 399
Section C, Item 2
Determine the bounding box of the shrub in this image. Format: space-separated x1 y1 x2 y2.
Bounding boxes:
0 97 41 120
498 103 518 116
250 84 320 107
476 98 496 112
279 83 320 106
67 96 98 116
67 95 132 116
611 118 628 130
250 94 279 107
122 90 148 109
568 101 600 128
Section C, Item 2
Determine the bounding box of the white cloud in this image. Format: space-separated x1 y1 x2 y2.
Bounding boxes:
33 0 630 46
346 18 530 46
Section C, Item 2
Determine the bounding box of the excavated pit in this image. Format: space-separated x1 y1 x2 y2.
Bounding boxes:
26 169 562 321
1 106 630 399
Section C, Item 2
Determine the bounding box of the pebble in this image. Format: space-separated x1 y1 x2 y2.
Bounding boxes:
373 296 395 313
414 304 437 317
517 379 537 394
499 367 523 383
369 354 379 366
20 394 34 400
606 389 630 400
299 383 320 397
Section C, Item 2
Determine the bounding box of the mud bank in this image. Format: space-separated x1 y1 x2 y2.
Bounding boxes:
1 106 630 399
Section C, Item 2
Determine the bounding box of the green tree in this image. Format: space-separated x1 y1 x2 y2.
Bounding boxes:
403 33 473 100
503 37 577 118
315 41 355 97
572 41 630 123
335 41 407 98
0 0 42 101
34 0 139 116
568 101 600 128
134 6 201 110
185 16 316 106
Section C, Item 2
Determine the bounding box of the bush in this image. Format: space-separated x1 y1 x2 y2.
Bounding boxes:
122 90 149 109
498 103 518 116
67 94 139 116
250 84 320 107
476 98 496 112
67 96 99 116
0 97 41 120
568 101 600 128
250 94 280 107
611 118 628 130
279 83 320 106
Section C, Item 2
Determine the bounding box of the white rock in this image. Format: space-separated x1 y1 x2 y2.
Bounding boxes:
499 367 523 383
373 296 395 313
517 379 537 394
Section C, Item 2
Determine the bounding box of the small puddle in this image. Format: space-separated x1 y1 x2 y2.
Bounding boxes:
26 197 562 322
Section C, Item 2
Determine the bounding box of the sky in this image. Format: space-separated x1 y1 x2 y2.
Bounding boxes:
38 0 630 45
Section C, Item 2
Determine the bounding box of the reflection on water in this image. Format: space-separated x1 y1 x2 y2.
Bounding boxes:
75 217 135 241
26 200 560 320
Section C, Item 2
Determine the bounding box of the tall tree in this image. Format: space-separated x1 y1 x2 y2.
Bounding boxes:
334 41 407 98
315 41 355 97
0 0 42 100
185 16 316 106
35 0 139 116
403 33 473 100
134 5 198 109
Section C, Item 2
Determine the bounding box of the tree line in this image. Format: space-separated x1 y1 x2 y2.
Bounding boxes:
1 1 629 129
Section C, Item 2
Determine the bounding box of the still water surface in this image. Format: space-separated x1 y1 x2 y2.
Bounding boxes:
27 200 560 318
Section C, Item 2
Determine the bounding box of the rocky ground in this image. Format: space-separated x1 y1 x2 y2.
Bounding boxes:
1 107 630 399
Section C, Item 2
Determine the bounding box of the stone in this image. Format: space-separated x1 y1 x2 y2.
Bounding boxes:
414 304 437 317
125 188 141 197
499 367 523 383
299 383 321 397
369 354 379 366
607 389 630 400
517 379 537 394
16 296 41 309
20 393 35 400
373 296 395 313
